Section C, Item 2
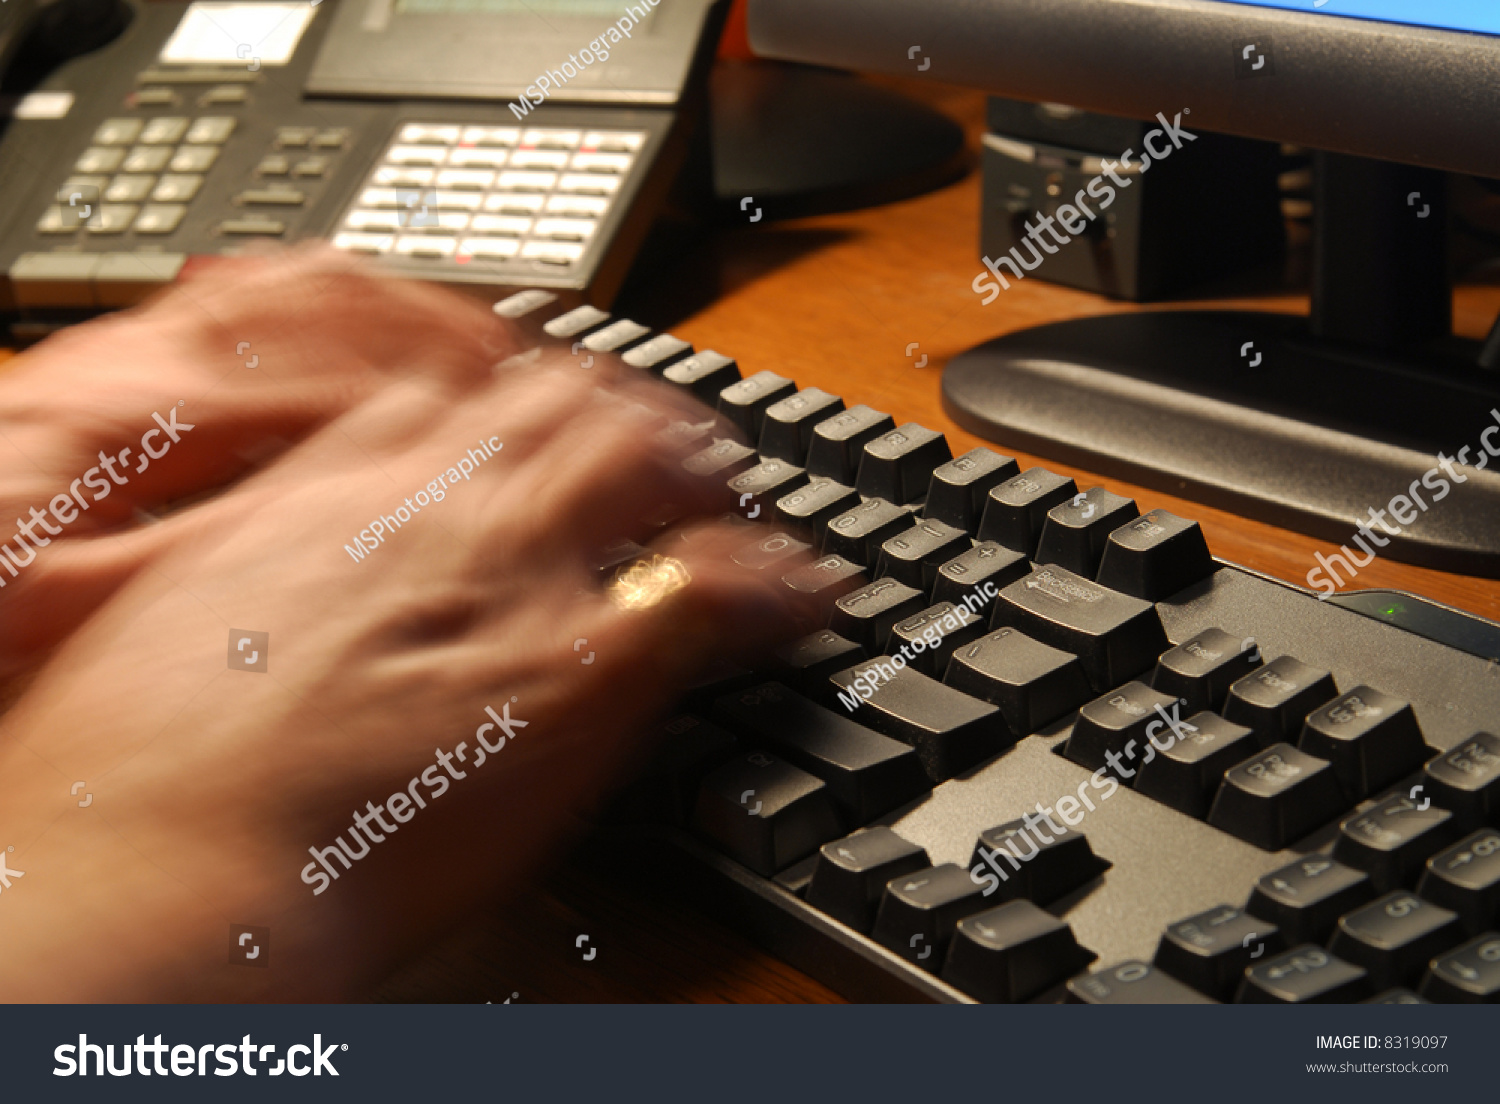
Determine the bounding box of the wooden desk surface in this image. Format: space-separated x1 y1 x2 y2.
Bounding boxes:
7 78 1498 1003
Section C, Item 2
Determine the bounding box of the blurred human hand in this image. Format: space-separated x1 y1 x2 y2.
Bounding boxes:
0 244 516 677
0 301 819 1001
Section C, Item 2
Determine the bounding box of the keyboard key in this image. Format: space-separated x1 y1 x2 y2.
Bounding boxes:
610 713 739 825
621 333 692 373
1151 628 1262 715
1207 743 1346 850
691 751 842 875
830 665 1007 782
823 498 912 567
1064 681 1182 781
654 417 718 455
542 304 610 339
774 478 859 545
662 351 740 405
943 627 1093 736
830 578 926 653
932 542 1029 617
990 566 1169 692
1222 656 1339 747
730 531 810 573
1034 487 1138 578
806 827 930 932
727 459 808 511
806 405 895 485
1236 946 1369 1003
1418 829 1500 935
1418 933 1500 1003
1095 509 1217 600
1067 961 1216 1004
780 554 864 602
770 630 867 702
874 518 969 590
855 423 952 506
713 683 928 823
717 370 797 441
887 602 985 678
871 863 990 969
1246 857 1375 946
923 448 1019 533
683 439 757 479
1332 793 1458 892
942 900 1096 1002
581 318 650 353
978 467 1078 558
1366 988 1429 1004
758 388 844 464
1133 712 1258 818
1154 904 1284 1001
1299 686 1430 802
1329 891 1464 991
968 818 1110 906
1421 732 1500 830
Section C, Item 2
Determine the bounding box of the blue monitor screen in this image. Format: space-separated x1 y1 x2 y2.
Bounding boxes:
1214 0 1500 37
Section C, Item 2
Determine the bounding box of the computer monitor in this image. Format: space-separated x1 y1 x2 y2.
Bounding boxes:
745 0 1500 578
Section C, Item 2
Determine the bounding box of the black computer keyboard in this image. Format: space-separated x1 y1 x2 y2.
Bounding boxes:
495 289 1500 1005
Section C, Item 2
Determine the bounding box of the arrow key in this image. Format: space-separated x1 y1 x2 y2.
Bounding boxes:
691 750 842 875
871 863 990 970
1417 828 1500 935
805 827 930 932
942 900 1097 1002
1332 793 1457 893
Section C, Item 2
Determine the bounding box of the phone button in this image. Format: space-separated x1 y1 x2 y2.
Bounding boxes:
200 86 248 106
122 147 172 173
219 217 287 236
170 147 219 173
235 189 307 207
129 88 180 108
104 175 156 204
86 205 139 234
152 175 203 203
133 204 187 234
185 117 236 145
255 156 291 177
140 117 189 145
75 148 125 175
93 118 144 146
274 127 317 149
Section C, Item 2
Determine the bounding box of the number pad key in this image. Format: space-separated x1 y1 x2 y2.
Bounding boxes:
1154 904 1283 1001
1246 857 1375 945
1418 933 1500 1003
1236 945 1368 1003
1418 828 1500 935
1332 793 1458 892
1067 960 1215 1003
1329 892 1464 991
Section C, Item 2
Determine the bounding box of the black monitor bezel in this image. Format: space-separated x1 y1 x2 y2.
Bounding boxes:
747 0 1500 177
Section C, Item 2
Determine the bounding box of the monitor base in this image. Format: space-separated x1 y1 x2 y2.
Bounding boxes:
941 310 1500 578
709 60 969 220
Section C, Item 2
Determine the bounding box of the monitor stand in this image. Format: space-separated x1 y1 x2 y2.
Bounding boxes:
943 153 1500 578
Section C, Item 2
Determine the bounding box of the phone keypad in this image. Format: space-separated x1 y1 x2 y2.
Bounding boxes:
333 121 648 272
46 112 244 240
